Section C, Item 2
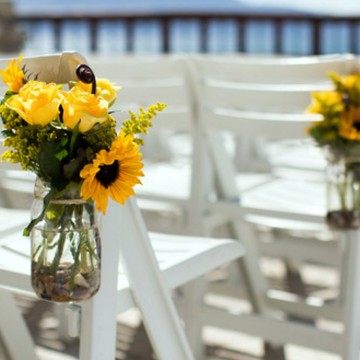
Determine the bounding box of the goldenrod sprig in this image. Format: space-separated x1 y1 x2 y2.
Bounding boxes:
122 102 167 145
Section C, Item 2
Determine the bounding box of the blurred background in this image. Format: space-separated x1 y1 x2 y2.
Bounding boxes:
1 0 360 56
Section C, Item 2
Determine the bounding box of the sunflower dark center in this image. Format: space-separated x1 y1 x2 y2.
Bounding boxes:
354 121 360 131
96 161 120 188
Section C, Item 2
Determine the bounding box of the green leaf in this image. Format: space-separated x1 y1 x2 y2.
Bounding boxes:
38 141 62 180
55 149 68 161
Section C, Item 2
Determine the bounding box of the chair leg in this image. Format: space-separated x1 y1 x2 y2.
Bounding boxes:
176 278 207 360
113 199 195 360
341 230 360 360
0 334 10 360
79 296 118 360
0 289 38 360
78 220 119 360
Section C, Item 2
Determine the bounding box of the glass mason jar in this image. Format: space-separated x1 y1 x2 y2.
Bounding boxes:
30 178 101 302
326 151 360 229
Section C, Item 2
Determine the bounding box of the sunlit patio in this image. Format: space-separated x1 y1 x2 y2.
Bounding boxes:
1 1 360 360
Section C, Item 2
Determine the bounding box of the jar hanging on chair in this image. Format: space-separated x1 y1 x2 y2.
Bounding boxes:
325 151 360 229
30 178 101 302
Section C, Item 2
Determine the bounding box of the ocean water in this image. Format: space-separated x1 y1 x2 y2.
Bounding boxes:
9 0 360 56
18 20 360 55
16 17 360 56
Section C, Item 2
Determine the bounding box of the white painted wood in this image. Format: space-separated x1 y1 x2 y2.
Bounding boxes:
0 199 245 359
193 54 360 359
175 278 208 359
89 55 194 129
78 214 120 360
194 53 358 83
338 230 360 360
88 55 201 235
0 289 38 360
0 335 10 360
4 52 359 359
202 307 344 354
105 198 195 360
0 52 246 358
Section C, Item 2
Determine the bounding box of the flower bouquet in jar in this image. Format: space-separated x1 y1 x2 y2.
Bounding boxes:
0 55 166 301
307 71 360 229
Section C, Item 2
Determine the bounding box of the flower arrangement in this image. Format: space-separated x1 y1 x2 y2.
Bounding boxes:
307 72 360 154
0 55 166 301
0 55 166 226
307 71 360 229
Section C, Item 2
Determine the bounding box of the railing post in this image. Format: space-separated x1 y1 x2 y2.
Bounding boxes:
312 18 321 55
125 18 135 53
349 19 358 54
53 19 62 52
273 18 283 54
161 18 170 53
237 19 246 53
199 17 208 53
89 19 98 53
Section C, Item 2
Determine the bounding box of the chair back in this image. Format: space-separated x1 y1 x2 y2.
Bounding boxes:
192 55 360 360
87 55 204 234
192 54 360 199
194 53 359 138
89 55 194 132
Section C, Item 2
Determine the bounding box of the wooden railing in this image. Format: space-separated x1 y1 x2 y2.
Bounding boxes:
14 12 360 55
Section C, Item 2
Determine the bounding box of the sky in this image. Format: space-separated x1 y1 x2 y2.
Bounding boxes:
11 0 360 16
239 0 360 15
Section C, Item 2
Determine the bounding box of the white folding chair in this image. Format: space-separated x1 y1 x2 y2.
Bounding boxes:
88 55 205 235
190 54 360 359
0 52 245 360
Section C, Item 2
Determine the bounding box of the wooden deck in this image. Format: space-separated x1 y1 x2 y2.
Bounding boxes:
13 264 343 360
26 298 342 360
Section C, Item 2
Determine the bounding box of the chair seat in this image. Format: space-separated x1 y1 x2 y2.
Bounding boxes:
0 207 31 237
267 140 326 173
240 178 326 219
137 159 191 203
0 170 35 208
0 208 244 315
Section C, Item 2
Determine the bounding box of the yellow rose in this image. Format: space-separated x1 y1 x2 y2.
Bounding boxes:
61 85 109 133
6 80 62 126
0 54 26 93
75 78 121 104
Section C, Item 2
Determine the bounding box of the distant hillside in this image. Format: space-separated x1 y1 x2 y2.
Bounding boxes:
13 0 306 15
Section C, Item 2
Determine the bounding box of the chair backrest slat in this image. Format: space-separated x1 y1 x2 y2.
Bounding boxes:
89 56 194 130
195 54 360 141
197 54 358 83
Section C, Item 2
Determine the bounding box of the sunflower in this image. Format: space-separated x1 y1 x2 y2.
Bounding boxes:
80 131 144 214
339 106 360 141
